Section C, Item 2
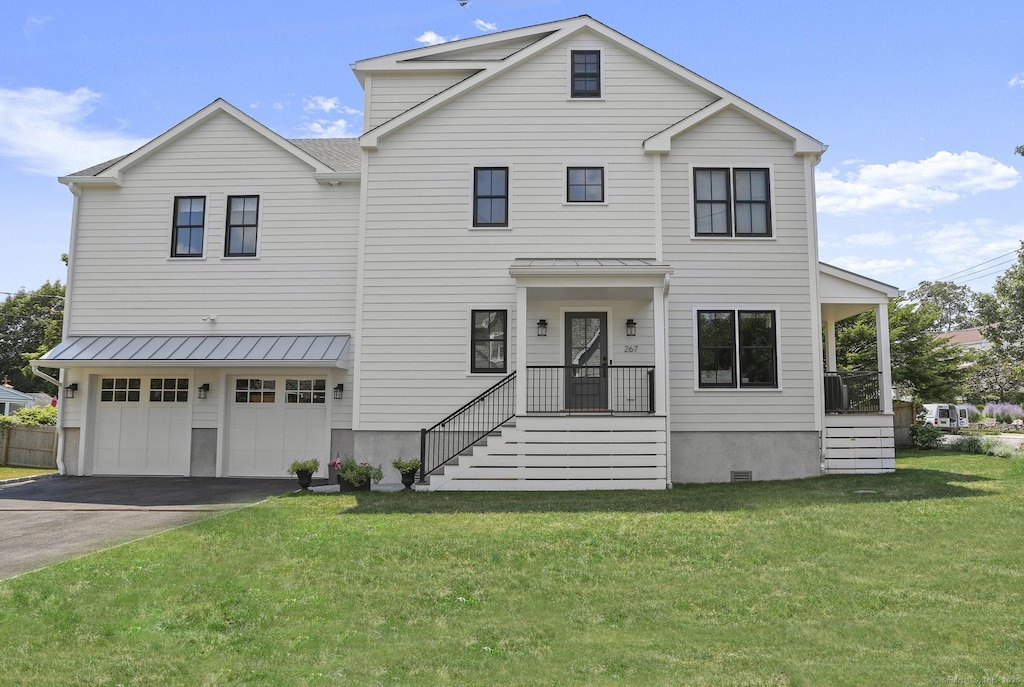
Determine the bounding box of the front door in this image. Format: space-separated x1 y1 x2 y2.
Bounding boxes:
565 312 608 410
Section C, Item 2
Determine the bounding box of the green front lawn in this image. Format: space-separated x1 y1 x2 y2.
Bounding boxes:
1 451 1021 686
0 466 57 481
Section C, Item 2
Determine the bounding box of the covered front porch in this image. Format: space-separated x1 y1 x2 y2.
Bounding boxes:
818 264 902 474
419 258 673 491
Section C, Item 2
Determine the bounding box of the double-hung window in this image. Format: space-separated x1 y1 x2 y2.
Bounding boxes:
697 309 777 388
694 168 771 237
570 50 601 98
567 167 604 203
471 309 507 374
171 196 205 257
225 195 259 257
473 167 508 227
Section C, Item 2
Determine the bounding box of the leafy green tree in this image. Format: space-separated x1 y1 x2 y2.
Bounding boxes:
0 281 65 393
835 298 967 402
962 348 1024 405
907 280 978 332
976 241 1024 356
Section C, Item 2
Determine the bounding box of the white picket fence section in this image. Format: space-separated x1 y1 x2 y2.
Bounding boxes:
421 414 668 491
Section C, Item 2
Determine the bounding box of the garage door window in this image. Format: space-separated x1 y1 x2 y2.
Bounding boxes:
150 378 189 402
285 379 326 404
235 379 276 403
101 378 142 402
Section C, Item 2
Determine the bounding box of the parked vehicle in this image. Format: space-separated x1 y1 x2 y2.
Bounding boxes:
954 404 975 430
922 403 954 431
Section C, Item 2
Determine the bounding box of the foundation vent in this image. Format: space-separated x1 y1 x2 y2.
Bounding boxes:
730 471 753 483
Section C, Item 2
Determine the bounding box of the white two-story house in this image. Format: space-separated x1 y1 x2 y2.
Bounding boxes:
36 16 899 489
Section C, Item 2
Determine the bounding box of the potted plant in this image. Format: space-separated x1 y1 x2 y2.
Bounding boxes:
287 459 320 490
330 456 383 492
392 458 421 490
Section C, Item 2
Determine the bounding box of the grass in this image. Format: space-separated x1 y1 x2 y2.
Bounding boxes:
0 466 57 481
1 451 1022 686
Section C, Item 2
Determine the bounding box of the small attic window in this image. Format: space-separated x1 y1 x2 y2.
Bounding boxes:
570 50 601 98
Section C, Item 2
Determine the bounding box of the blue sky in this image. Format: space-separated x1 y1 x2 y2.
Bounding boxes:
2 0 1022 297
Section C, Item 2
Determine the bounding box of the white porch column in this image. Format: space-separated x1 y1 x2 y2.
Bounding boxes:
875 303 893 414
825 319 837 371
653 279 668 415
515 284 528 416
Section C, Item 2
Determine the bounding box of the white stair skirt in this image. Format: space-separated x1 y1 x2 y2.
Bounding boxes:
823 414 896 474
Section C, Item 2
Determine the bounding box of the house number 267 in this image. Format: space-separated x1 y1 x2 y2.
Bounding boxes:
623 345 639 353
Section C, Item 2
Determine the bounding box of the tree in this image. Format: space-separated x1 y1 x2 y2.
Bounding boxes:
907 280 978 332
976 241 1024 356
962 348 1024 405
0 281 65 393
835 298 967 402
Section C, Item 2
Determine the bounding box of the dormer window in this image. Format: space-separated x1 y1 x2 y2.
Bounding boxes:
570 50 601 98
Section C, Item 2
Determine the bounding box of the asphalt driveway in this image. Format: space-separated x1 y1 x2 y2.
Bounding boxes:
0 476 300 580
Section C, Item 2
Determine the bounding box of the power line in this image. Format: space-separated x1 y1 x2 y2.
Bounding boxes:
957 260 1018 285
936 249 1018 282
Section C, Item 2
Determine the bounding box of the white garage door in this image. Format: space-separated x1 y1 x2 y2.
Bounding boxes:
226 377 328 477
93 377 191 475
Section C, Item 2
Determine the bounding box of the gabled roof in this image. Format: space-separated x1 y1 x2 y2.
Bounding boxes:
0 386 33 404
355 15 825 156
59 100 361 186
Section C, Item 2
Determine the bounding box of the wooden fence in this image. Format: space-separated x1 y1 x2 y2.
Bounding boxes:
1 425 58 469
893 401 915 448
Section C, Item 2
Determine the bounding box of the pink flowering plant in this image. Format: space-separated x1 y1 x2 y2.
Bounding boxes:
331 456 383 487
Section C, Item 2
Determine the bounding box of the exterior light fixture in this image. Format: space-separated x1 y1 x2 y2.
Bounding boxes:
333 383 345 400
64 382 78 399
537 319 548 337
625 318 637 337
198 383 211 399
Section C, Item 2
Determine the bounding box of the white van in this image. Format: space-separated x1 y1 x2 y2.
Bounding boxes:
922 403 954 430
954 404 975 430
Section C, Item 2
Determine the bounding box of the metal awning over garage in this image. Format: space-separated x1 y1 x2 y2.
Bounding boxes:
36 335 352 368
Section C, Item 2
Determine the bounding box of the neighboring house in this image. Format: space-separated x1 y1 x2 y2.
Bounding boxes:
36 16 899 488
937 327 991 352
0 384 34 416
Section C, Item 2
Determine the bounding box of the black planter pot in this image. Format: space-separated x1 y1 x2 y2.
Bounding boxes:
400 470 417 490
296 470 313 490
339 476 371 492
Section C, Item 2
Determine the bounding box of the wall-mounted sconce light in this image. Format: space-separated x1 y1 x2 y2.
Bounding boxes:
64 382 78 399
333 383 345 400
625 318 637 337
537 319 548 337
198 383 210 400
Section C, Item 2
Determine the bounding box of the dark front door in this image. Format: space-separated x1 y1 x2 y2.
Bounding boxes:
565 312 608 410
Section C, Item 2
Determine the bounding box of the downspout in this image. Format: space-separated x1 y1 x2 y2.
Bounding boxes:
30 363 64 474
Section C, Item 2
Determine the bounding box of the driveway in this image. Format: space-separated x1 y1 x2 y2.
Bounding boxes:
0 476 300 580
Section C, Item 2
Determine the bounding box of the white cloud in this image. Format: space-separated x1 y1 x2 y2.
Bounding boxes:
0 86 148 176
845 230 897 246
24 16 51 32
829 256 917 277
474 19 497 31
302 96 360 116
817 151 1020 216
272 102 286 110
915 220 1024 279
416 30 457 46
1009 73 1024 87
297 118 358 138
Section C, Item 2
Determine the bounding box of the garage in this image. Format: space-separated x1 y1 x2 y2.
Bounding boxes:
92 376 192 475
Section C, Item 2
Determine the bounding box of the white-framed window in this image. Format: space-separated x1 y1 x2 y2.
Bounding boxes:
100 378 142 403
285 379 327 404
171 196 205 257
566 166 605 203
692 167 773 237
696 309 778 389
225 195 260 257
473 167 509 227
150 378 189 402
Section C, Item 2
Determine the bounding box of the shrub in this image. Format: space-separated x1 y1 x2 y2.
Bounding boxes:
0 404 57 430
968 409 983 423
983 403 1024 423
909 423 944 449
981 438 1023 459
947 435 985 455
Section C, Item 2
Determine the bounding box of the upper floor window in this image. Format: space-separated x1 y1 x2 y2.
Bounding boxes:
567 167 604 203
694 168 772 237
571 50 601 98
471 309 507 374
225 195 259 257
697 309 777 389
473 167 508 227
171 196 205 257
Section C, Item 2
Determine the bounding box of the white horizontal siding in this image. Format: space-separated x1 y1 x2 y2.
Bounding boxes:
68 112 359 336
367 72 475 128
662 109 817 433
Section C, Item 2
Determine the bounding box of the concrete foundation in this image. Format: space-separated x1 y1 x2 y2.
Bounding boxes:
671 431 821 483
353 430 420 484
62 427 81 475
190 428 217 477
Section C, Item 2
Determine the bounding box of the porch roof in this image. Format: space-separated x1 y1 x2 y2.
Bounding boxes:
819 263 901 322
37 335 352 368
509 257 673 277
510 258 673 300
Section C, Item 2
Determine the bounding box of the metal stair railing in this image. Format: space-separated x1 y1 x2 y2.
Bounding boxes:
419 372 516 482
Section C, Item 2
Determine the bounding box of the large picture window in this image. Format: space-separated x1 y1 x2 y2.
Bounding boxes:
473 167 508 227
694 168 771 237
471 309 507 373
225 195 259 257
697 309 777 388
171 196 205 257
